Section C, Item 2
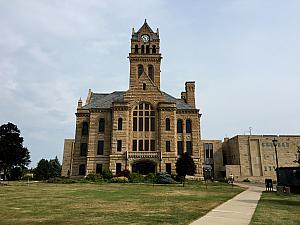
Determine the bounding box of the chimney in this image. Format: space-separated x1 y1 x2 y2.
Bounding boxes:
185 81 196 108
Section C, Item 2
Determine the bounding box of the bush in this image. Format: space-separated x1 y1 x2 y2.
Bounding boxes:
156 172 176 184
47 177 76 184
85 173 102 182
243 178 250 182
129 172 144 183
116 169 131 178
144 173 156 183
111 176 128 183
102 168 113 180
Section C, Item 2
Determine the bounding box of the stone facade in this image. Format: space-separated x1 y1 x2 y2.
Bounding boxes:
62 21 203 178
222 135 300 182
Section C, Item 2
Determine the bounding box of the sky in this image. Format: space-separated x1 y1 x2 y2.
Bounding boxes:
1 0 299 167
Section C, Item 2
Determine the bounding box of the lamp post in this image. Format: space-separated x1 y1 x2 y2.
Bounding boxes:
272 138 279 184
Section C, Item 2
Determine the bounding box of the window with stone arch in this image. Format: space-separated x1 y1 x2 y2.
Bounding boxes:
177 119 183 133
148 64 154 81
138 64 144 78
132 102 156 151
186 119 192 133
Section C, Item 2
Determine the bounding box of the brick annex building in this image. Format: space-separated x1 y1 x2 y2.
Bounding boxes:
62 21 203 178
62 21 300 181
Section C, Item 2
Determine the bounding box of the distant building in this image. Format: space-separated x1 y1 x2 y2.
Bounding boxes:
62 20 203 178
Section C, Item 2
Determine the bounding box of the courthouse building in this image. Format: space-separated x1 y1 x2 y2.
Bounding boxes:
62 21 203 177
62 21 300 181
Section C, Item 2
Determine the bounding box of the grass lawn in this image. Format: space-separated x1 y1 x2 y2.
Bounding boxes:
250 192 300 225
0 181 242 225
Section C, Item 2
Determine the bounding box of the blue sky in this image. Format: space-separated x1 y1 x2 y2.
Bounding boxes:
0 0 299 167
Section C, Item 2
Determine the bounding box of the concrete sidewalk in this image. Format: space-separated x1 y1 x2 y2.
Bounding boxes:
190 183 264 225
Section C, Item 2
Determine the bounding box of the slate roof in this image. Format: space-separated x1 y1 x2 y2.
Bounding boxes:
83 91 194 110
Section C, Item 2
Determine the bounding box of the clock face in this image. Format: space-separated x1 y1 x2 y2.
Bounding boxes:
141 34 149 43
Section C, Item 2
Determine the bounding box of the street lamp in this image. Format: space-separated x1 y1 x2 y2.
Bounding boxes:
272 138 279 184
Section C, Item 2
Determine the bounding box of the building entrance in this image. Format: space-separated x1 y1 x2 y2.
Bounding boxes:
132 160 156 175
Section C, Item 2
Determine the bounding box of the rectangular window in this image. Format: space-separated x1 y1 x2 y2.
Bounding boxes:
116 163 122 174
79 164 86 175
139 140 143 151
209 143 213 158
80 143 87 156
99 118 105 132
133 117 137 131
145 140 149 151
166 163 171 174
150 140 155 151
166 141 171 152
96 164 102 174
150 117 155 131
133 140 137 151
186 141 193 155
97 141 104 155
177 141 183 155
145 117 149 131
139 117 143 131
117 140 122 152
204 143 209 158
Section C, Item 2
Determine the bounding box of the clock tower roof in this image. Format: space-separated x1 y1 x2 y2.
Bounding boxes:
132 19 159 41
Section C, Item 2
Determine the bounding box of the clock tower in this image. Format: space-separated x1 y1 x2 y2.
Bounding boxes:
128 20 162 89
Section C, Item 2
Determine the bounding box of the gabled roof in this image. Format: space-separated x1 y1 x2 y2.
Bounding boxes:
82 90 194 110
132 20 159 41
137 19 154 33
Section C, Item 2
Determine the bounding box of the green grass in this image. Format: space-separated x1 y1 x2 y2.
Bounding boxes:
250 192 300 225
0 181 242 225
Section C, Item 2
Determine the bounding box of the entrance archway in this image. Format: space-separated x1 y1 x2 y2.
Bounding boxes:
132 160 156 175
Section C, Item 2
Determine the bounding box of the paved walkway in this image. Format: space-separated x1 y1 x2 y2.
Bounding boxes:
190 183 265 225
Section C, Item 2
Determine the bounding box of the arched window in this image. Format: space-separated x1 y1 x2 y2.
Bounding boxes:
99 118 105 132
146 45 150 54
166 118 170 131
132 103 155 151
134 44 138 53
141 45 145 54
118 118 123 130
186 119 192 133
152 45 156 54
143 83 146 90
148 65 154 81
177 119 183 133
138 64 143 78
82 122 89 136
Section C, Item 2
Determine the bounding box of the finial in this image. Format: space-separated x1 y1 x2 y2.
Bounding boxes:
78 97 82 108
132 28 135 35
156 28 159 36
144 18 147 23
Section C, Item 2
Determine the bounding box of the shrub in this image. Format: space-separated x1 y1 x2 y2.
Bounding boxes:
144 173 156 183
47 177 76 184
111 176 128 183
102 168 113 180
85 173 102 182
116 169 131 178
243 178 250 182
129 172 144 183
156 172 176 184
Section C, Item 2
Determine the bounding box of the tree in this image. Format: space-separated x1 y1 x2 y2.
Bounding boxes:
175 152 196 186
34 159 50 180
49 156 62 178
34 156 62 180
0 122 30 180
